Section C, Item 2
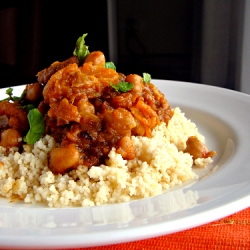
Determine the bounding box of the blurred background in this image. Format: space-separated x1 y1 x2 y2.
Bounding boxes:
0 0 249 94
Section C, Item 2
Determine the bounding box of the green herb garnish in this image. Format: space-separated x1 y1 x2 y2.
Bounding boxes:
110 82 134 92
1 88 24 102
24 109 45 145
5 88 13 96
73 33 90 64
143 73 151 83
105 62 116 70
19 104 36 112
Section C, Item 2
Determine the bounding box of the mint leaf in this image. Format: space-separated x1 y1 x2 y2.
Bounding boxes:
6 88 13 96
105 62 116 70
19 104 35 112
26 104 36 112
1 88 25 102
24 109 45 144
110 82 133 92
143 72 151 83
73 33 90 64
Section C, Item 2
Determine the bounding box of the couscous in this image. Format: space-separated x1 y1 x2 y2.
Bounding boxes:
0 34 215 207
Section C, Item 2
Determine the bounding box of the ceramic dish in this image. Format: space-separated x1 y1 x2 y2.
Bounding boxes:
0 80 250 249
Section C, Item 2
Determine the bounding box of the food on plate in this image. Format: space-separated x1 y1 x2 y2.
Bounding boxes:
0 34 216 207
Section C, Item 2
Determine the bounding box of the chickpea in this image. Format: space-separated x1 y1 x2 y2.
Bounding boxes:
125 74 144 96
1 128 22 148
116 135 136 160
84 51 105 67
111 92 133 108
26 82 43 103
184 136 211 160
104 108 136 136
49 144 80 174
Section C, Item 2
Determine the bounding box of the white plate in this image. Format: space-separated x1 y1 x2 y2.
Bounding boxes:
0 80 250 249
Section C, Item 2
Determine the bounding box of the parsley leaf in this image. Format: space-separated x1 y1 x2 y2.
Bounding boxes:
73 33 90 64
143 73 151 83
24 109 45 145
110 82 134 92
105 62 116 70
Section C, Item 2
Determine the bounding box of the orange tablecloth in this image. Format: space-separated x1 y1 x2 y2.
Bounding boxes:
60 206 250 250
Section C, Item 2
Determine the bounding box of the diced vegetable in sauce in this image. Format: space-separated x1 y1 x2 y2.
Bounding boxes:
0 33 216 175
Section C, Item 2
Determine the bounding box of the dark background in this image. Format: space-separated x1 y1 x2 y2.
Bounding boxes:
0 0 202 87
116 0 202 83
0 0 109 87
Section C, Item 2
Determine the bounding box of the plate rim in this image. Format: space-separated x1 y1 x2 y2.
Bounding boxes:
0 79 250 249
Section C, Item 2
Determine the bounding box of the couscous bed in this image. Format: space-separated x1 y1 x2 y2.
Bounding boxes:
0 34 215 207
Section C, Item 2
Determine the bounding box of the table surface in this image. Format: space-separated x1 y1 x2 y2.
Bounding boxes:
55 206 250 250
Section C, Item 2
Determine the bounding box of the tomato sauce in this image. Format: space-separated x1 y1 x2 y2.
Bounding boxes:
41 51 173 173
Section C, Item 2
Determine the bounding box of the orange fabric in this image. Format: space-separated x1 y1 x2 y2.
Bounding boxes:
60 207 250 250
